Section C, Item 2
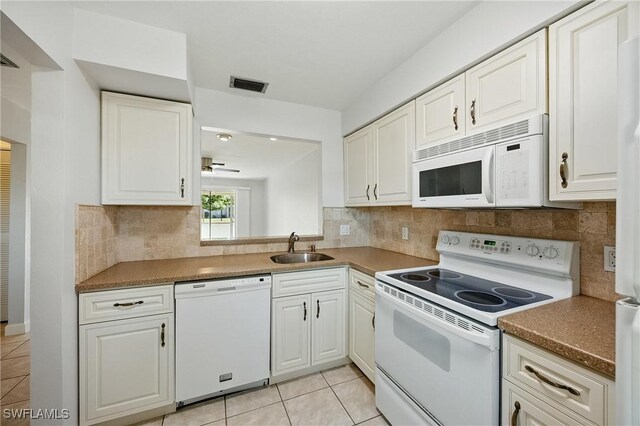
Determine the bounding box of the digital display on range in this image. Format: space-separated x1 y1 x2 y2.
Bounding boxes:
484 240 496 246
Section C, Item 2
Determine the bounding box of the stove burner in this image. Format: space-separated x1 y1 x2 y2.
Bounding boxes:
454 290 507 307
400 273 431 282
427 269 462 280
493 287 536 300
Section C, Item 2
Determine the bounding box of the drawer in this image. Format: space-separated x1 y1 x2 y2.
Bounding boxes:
79 285 174 325
349 269 375 301
503 335 611 425
502 380 593 426
272 268 346 298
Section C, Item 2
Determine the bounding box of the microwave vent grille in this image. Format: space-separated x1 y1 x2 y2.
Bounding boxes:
415 118 530 161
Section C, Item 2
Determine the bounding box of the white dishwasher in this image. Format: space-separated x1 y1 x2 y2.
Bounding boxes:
175 275 271 406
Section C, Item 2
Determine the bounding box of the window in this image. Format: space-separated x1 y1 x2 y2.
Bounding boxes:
201 190 236 240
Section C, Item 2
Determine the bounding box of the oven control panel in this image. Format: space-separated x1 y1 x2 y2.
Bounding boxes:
437 230 579 277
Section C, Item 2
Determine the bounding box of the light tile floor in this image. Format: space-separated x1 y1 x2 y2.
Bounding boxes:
142 363 389 426
1 322 31 426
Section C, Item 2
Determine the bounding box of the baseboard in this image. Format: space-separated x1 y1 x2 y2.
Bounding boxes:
5 321 29 336
269 357 351 384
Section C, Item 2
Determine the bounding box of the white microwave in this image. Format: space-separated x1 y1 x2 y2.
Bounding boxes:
412 115 580 209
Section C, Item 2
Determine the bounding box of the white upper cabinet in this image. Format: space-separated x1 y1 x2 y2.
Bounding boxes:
466 29 547 132
414 30 547 152
344 101 414 206
102 92 193 205
373 101 415 204
549 1 638 201
416 75 466 149
344 126 374 206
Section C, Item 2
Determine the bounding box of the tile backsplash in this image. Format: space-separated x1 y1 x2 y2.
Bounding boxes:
75 202 617 302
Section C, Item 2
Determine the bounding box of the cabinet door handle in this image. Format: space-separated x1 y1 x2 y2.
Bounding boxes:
303 302 307 321
525 365 580 396
453 106 459 130
113 300 144 308
510 401 520 426
357 281 370 289
316 299 320 319
180 178 185 198
373 184 378 200
161 323 166 347
559 152 569 188
372 314 375 329
470 99 477 125
366 185 370 201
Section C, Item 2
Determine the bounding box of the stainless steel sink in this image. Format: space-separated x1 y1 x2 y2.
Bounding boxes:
270 252 334 264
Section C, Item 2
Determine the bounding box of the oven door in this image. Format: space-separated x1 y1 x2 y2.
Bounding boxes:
375 282 500 426
413 145 495 208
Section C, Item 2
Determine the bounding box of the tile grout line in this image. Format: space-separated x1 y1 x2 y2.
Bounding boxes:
0 374 28 401
328 381 357 425
275 383 293 426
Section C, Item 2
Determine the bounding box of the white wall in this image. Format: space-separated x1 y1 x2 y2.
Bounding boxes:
264 148 321 236
2 2 101 423
341 0 582 134
195 88 344 207
202 176 266 237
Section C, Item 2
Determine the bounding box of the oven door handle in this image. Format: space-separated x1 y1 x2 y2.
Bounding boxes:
377 285 499 351
482 147 495 204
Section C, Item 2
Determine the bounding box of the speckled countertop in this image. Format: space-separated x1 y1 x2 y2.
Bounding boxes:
76 247 436 293
498 296 616 379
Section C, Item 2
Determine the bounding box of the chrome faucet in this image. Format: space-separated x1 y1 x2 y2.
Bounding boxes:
287 232 300 253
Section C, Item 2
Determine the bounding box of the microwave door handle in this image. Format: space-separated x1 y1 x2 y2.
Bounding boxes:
483 148 495 204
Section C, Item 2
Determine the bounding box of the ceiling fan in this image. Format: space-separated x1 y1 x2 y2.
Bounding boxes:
201 157 240 173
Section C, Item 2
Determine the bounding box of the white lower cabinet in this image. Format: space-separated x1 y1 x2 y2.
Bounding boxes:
271 268 347 377
502 334 614 426
79 285 175 425
348 269 376 382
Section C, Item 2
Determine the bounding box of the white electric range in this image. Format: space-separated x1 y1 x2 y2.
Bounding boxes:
374 230 579 426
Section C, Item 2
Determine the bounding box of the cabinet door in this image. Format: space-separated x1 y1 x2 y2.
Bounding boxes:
502 381 586 426
349 290 375 382
80 313 174 425
344 126 374 206
102 92 193 205
549 1 637 200
272 294 311 376
373 101 415 205
312 290 346 365
416 75 466 149
466 29 547 132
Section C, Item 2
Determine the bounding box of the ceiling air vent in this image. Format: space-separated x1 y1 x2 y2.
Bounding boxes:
229 76 268 94
0 54 19 68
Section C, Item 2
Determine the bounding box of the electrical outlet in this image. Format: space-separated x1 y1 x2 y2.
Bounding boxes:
340 224 350 236
604 246 616 272
402 226 409 240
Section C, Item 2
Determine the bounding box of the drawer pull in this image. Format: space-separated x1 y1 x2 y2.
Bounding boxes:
113 300 144 308
161 323 166 347
525 365 580 396
366 185 370 201
303 302 307 321
452 106 459 130
372 314 375 329
470 99 477 125
510 401 520 426
357 281 370 289
559 152 569 188
316 299 320 319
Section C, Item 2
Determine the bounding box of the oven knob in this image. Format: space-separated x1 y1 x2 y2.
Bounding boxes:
451 236 460 245
525 244 540 257
544 247 559 259
441 235 450 244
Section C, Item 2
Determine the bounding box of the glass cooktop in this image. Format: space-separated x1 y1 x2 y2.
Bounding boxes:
387 268 551 313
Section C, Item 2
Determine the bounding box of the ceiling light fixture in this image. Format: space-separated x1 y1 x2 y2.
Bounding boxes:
217 133 232 142
269 137 278 141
